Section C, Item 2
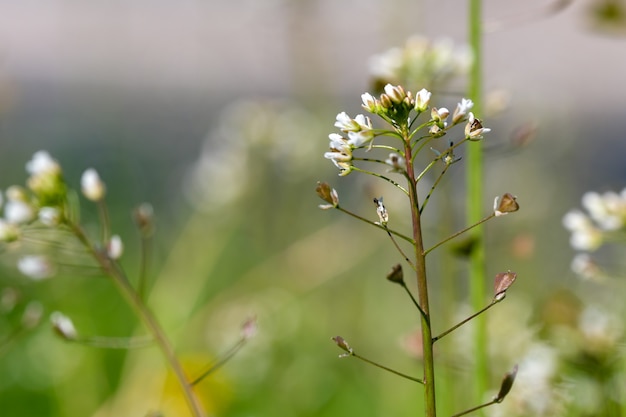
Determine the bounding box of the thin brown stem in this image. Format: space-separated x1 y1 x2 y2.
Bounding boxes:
432 300 497 343
403 130 437 417
423 213 495 256
335 206 415 244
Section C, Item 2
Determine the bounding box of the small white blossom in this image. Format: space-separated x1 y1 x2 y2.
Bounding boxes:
4 200 35 224
26 151 61 176
50 311 78 340
452 98 474 124
464 112 490 140
361 93 378 112
414 88 432 112
107 235 124 259
17 255 55 280
563 210 603 251
581 191 625 230
81 168 106 201
38 207 61 226
571 253 602 280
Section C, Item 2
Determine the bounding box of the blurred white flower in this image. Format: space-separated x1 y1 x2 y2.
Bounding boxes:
562 210 602 251
107 235 124 260
452 98 474 124
582 191 626 230
50 311 77 340
25 151 61 176
38 207 61 226
17 255 55 280
385 153 406 173
81 168 106 201
4 200 35 224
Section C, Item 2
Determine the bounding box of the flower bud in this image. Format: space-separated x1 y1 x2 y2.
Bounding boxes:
414 88 432 112
383 84 406 104
452 98 474 124
81 168 106 201
50 311 78 341
107 235 124 260
133 203 155 236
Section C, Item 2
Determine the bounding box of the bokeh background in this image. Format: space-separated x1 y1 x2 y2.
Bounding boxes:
1 0 626 416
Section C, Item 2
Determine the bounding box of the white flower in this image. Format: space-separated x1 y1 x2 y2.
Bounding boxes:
4 200 35 224
368 47 403 79
452 98 474 123
582 191 625 230
50 311 78 340
571 253 602 280
464 112 490 140
334 112 355 131
107 235 124 260
414 88 432 112
25 151 61 176
38 207 61 226
361 93 378 112
385 153 406 173
562 210 603 251
17 255 54 280
81 168 106 201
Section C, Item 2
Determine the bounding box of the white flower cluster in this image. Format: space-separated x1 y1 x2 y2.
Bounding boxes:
563 189 626 251
563 188 626 279
368 36 473 91
0 151 122 280
324 84 489 176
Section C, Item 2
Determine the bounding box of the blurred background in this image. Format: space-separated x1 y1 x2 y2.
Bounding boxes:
1 0 626 416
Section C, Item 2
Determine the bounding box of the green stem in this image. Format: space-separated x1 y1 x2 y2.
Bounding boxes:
468 0 488 409
335 206 415 244
68 221 206 417
423 213 495 256
191 338 247 386
404 133 436 417
350 351 424 384
432 300 497 342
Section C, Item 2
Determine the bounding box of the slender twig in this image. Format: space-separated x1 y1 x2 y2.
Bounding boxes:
348 351 424 384
335 206 415 244
137 232 152 299
96 199 110 244
191 338 247 386
399 282 427 322
67 221 206 417
384 227 416 270
432 300 497 342
420 164 450 215
75 335 154 349
351 166 409 195
423 213 495 256
451 399 497 417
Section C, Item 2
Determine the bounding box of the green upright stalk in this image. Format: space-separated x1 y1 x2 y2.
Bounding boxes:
467 0 489 408
404 135 436 417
